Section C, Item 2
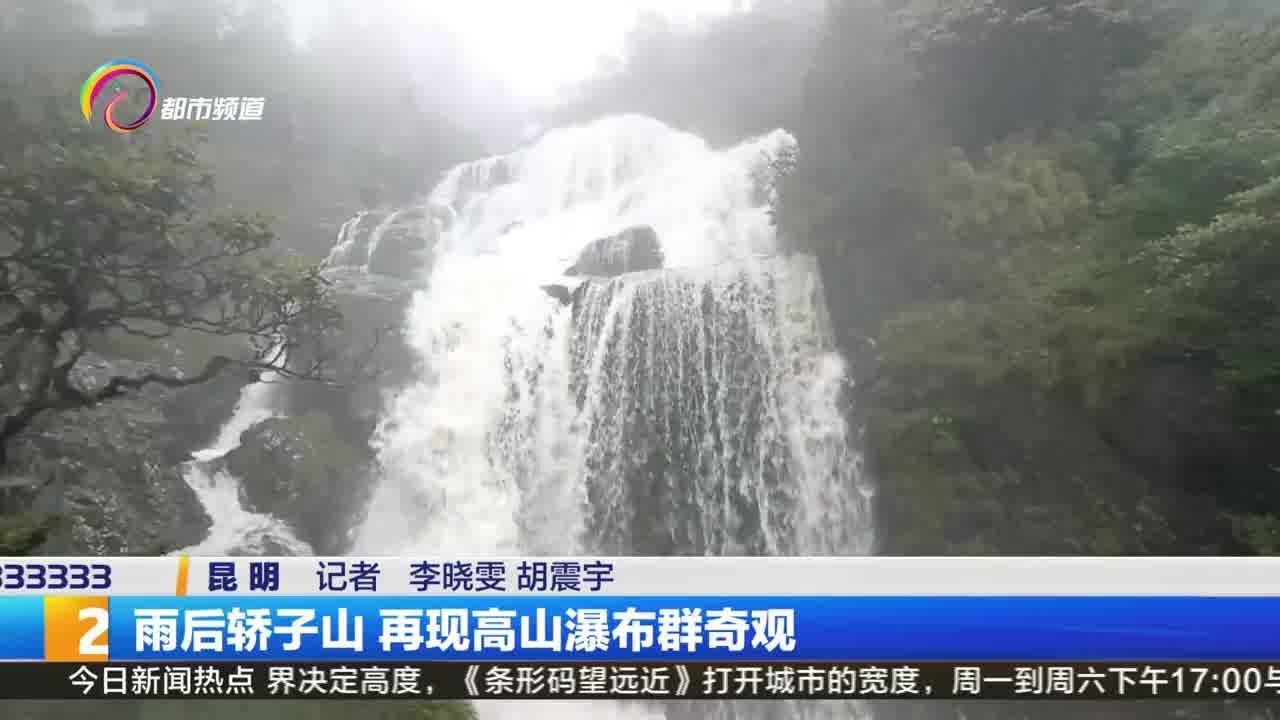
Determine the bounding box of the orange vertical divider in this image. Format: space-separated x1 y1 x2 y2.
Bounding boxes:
175 555 191 596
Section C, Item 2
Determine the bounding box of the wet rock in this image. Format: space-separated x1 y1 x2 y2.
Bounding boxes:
161 368 253 450
367 209 434 280
541 282 593 321
302 208 435 443
541 284 574 306
223 527 311 557
224 413 373 555
325 207 434 282
2 353 211 554
285 275 417 444
564 225 664 277
323 211 386 268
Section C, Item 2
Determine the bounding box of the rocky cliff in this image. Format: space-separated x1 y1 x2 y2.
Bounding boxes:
0 354 245 556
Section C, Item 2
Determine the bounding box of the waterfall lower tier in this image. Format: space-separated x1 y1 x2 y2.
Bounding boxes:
567 259 870 557
175 373 312 557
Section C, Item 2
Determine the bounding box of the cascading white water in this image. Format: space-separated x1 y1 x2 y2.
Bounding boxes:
176 372 312 557
173 114 870 720
352 115 874 720
325 209 410 273
325 211 370 268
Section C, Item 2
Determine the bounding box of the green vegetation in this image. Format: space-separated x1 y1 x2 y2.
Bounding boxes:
0 512 54 555
774 0 1280 555
0 75 352 465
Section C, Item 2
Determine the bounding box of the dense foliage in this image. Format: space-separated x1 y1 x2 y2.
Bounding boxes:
0 77 354 465
771 0 1280 557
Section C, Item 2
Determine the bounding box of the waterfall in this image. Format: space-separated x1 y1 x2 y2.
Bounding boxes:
325 211 371 268
175 114 872 719
176 370 312 557
324 209 411 273
352 115 874 719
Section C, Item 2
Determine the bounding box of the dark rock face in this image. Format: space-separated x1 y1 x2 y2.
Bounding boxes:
540 282 591 310
541 284 574 306
161 368 253 451
564 225 664 277
367 208 434 280
224 414 373 555
2 354 210 555
285 283 417 443
325 207 435 282
324 211 384 268
305 207 434 440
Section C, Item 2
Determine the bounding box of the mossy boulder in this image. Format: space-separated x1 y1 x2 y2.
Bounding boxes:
1 354 211 555
224 412 373 554
564 225 664 277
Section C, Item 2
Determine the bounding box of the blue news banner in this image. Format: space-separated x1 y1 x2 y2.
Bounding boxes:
8 595 1280 700
6 595 1280 661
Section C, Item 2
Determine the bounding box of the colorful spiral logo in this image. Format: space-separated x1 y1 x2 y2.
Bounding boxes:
80 59 161 133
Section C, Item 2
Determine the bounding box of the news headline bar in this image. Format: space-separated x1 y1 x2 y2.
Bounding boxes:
11 556 1280 596
10 595 1280 662
4 662 1280 700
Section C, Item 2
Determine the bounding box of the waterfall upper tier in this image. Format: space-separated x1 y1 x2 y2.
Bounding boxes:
422 114 795 271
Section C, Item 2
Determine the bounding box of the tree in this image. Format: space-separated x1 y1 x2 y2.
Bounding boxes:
0 77 360 466
772 0 1280 567
768 0 943 356
895 0 1157 148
